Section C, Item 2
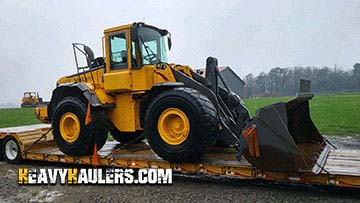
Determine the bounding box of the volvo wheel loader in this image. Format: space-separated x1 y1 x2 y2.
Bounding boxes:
36 22 330 173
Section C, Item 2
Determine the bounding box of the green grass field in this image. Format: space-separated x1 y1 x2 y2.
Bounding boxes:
0 93 359 137
0 108 41 128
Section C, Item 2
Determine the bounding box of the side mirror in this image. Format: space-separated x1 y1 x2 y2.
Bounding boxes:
167 35 172 50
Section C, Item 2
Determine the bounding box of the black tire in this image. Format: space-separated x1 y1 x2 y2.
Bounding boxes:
110 130 144 144
145 87 218 162
3 136 22 164
0 140 3 161
52 96 108 156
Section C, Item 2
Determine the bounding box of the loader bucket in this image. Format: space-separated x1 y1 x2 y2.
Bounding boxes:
240 94 330 173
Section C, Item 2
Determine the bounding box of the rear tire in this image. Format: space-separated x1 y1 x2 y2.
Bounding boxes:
145 87 218 162
110 130 144 144
52 96 108 156
3 137 22 164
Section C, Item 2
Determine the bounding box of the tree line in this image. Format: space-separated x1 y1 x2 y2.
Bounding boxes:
243 63 360 98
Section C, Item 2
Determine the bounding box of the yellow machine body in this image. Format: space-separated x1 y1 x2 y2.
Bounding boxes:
21 92 42 108
53 23 192 132
36 22 329 173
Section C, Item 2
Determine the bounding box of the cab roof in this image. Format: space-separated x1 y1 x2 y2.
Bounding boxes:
104 22 169 36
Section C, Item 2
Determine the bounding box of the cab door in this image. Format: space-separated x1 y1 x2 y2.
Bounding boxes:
104 29 132 92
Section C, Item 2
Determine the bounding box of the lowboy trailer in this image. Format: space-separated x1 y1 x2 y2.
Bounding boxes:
0 124 359 188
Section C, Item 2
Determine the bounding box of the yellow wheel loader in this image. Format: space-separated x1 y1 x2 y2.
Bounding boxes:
36 22 330 173
21 92 45 108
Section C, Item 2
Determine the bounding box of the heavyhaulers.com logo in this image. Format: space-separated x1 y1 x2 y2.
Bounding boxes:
18 168 172 185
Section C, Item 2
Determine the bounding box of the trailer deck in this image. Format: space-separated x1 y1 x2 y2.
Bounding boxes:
0 124 359 188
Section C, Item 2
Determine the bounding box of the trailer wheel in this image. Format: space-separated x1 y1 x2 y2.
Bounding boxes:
3 137 22 164
145 87 218 162
52 96 108 156
110 130 143 144
0 140 3 161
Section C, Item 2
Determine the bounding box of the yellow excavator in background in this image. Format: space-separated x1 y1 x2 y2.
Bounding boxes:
21 92 46 108
35 22 330 173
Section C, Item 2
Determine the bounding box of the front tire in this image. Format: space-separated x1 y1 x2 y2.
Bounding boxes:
145 87 218 162
52 97 108 156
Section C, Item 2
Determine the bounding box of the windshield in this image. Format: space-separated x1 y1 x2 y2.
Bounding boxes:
137 27 168 65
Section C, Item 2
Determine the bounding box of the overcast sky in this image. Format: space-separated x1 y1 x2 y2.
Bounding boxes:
1 0 360 104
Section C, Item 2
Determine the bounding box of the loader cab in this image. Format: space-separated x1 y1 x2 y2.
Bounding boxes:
103 22 171 92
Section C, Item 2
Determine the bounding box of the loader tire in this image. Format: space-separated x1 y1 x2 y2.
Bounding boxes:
145 87 218 162
3 136 22 164
110 130 144 144
52 96 108 156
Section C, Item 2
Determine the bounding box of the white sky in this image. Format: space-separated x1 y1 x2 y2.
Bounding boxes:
1 0 360 104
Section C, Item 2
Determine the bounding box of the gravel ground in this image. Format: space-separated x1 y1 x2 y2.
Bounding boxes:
0 136 359 203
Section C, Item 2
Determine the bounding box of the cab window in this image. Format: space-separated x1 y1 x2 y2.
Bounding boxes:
109 32 127 70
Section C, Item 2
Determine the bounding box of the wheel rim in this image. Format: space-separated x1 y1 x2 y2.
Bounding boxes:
5 140 18 160
59 112 81 143
157 108 190 145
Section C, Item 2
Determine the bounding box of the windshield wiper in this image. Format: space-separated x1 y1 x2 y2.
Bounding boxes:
138 35 162 63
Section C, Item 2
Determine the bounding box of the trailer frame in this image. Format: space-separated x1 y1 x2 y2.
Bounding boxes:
0 124 359 188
